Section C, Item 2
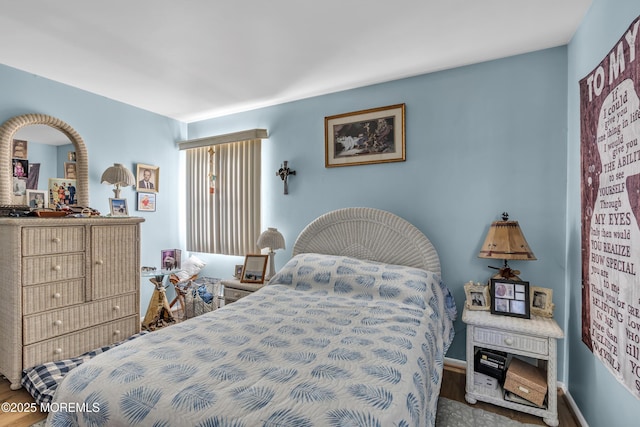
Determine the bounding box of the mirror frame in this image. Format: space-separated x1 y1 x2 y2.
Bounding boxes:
0 114 89 206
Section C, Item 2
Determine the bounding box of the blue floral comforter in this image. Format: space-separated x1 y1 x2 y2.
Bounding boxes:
47 253 456 427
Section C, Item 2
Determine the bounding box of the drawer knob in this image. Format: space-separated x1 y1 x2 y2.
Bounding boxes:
113 305 120 311
234 292 240 298
52 237 61 244
53 293 61 299
53 265 61 272
54 348 62 355
54 320 62 326
504 337 514 346
114 330 121 335
96 259 104 265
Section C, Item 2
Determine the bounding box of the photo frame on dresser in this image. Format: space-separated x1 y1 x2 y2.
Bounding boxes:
109 198 128 216
490 278 530 319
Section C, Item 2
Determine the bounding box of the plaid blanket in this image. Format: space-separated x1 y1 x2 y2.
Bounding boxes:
21 331 149 405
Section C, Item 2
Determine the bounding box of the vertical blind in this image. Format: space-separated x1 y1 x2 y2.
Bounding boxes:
185 139 261 255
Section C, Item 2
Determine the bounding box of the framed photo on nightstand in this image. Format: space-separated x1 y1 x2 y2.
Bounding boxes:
240 254 268 284
490 279 530 319
531 286 554 317
464 281 490 311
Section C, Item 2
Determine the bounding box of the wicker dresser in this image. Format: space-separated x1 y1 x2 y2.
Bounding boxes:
0 216 144 390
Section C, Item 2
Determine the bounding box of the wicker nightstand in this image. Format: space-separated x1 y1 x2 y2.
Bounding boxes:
220 278 263 304
463 307 564 426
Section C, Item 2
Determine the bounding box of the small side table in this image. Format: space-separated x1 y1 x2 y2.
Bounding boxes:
220 278 264 304
463 308 564 426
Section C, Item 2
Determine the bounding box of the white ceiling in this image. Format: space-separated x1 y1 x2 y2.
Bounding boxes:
0 1 591 123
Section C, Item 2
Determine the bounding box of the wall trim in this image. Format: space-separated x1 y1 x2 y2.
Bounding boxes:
444 356 588 426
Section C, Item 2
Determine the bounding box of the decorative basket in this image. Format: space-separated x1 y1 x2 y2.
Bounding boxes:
183 277 222 319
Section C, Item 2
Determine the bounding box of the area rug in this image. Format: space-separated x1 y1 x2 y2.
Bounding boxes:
31 398 539 427
436 397 540 427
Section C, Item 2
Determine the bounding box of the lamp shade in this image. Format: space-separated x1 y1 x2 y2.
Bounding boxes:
257 227 285 251
101 163 135 187
478 214 536 261
101 163 135 198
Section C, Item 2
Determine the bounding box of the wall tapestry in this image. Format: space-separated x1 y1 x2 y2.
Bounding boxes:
580 14 640 399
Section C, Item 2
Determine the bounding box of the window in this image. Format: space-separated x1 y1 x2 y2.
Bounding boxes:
184 138 261 255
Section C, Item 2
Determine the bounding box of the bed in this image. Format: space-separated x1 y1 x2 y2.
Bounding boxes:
45 207 456 427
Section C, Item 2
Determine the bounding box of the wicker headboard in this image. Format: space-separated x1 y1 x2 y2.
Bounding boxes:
292 207 441 274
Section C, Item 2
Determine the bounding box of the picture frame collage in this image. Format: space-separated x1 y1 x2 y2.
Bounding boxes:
109 163 159 215
464 279 555 319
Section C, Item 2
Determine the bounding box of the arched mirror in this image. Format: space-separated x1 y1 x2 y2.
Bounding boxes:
0 114 89 207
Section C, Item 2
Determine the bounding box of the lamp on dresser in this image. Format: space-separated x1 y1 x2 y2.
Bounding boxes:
257 227 285 281
478 212 536 280
101 163 136 198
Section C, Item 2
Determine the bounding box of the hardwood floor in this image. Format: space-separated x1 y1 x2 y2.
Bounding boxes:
440 363 582 426
0 378 46 427
2 364 581 427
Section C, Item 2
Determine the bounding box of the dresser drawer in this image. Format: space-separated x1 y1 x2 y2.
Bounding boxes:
473 326 548 356
22 253 85 286
23 294 137 344
224 287 252 303
22 226 85 256
22 279 85 315
23 315 140 369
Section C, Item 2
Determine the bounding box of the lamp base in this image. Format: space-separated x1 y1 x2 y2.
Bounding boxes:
489 266 521 281
487 261 522 281
265 250 276 281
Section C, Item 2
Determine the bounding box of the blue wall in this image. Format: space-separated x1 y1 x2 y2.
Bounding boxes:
7 7 640 421
187 47 570 370
0 64 187 312
567 0 640 425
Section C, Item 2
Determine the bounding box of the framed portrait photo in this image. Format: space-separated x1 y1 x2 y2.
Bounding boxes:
137 192 156 212
490 279 530 319
109 198 128 216
325 103 405 168
48 178 77 206
26 189 48 209
64 162 77 180
531 286 554 318
464 282 490 311
136 163 159 193
240 254 268 284
235 264 244 279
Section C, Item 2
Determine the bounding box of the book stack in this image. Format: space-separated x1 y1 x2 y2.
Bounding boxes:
474 348 508 383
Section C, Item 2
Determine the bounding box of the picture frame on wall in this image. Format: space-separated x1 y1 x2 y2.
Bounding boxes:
109 198 128 216
324 103 405 168
464 281 490 311
12 139 28 159
490 278 530 319
137 192 156 212
136 163 159 192
240 254 268 284
64 162 77 179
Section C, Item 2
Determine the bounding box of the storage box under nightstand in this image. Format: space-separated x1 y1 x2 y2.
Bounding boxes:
504 357 547 407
